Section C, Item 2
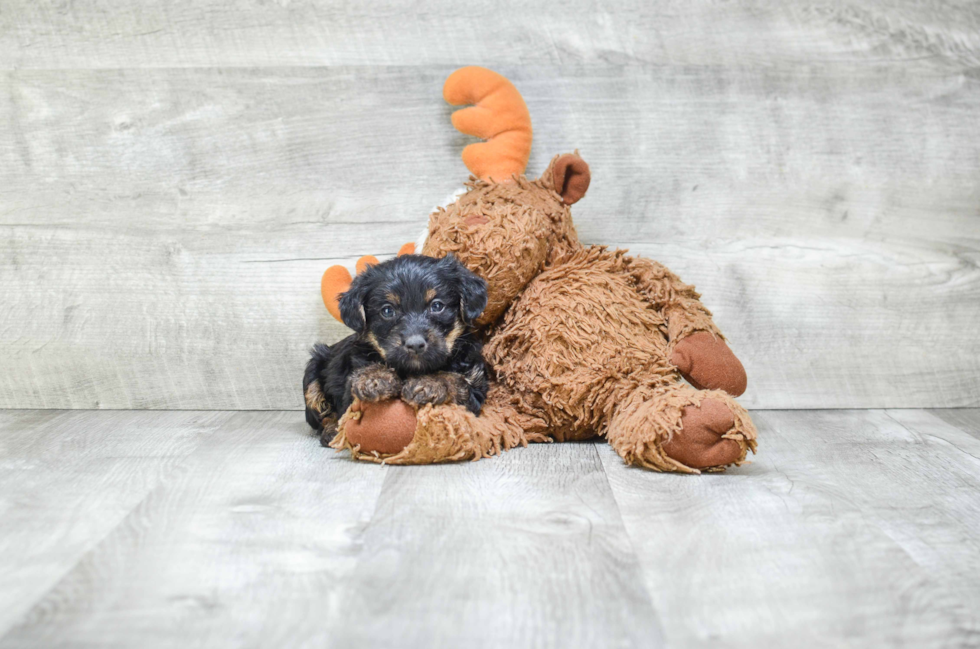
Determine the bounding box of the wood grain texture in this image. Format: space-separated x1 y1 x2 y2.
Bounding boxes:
323 443 664 649
929 408 980 441
0 410 389 648
2 6 980 410
2 1 979 70
600 409 980 647
0 409 218 636
3 409 980 647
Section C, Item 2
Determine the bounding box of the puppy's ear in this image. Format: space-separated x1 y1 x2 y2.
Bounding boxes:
338 274 371 333
440 254 488 323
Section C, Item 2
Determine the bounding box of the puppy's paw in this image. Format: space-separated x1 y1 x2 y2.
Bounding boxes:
351 365 402 402
401 374 454 408
319 419 339 447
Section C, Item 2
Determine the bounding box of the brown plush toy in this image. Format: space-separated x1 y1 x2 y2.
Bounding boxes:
323 66 757 473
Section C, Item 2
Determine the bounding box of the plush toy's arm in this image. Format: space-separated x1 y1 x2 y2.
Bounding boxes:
331 381 538 464
625 256 721 343
626 256 747 396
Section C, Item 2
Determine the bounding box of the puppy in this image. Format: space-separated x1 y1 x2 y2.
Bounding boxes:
304 254 489 446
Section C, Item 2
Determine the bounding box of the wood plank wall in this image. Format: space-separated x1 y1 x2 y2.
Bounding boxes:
1 1 978 409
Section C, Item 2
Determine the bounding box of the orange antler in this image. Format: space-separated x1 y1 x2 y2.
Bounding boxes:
443 66 532 183
321 265 353 322
320 246 415 324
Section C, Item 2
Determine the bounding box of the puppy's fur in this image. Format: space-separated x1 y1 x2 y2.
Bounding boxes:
304 254 489 446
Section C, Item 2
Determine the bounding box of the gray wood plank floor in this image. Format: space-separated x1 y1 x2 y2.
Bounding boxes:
2 409 979 648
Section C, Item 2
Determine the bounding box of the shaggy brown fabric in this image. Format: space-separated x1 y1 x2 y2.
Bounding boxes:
424 163 580 326
333 385 530 463
333 155 758 472
607 386 755 473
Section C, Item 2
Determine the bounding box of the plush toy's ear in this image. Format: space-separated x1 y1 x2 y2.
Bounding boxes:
439 254 488 323
338 272 373 333
551 153 591 205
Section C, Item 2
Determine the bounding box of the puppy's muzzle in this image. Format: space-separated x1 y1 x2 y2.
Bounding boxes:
404 334 427 355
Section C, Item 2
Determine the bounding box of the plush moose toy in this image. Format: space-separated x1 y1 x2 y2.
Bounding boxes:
318 67 756 473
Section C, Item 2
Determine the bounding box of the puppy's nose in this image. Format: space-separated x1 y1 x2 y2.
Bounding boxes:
404 335 427 355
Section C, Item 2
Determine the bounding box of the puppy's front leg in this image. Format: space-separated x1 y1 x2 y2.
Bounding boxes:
401 373 469 409
319 419 339 447
349 364 402 403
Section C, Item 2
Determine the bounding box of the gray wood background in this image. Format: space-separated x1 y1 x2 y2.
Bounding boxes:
1 1 978 410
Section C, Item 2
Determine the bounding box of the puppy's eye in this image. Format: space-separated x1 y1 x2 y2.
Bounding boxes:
381 305 395 319
429 300 445 314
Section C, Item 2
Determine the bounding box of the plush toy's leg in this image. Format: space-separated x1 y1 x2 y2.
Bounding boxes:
606 383 757 474
330 383 535 464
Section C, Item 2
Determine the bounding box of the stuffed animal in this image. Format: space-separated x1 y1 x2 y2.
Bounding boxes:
319 66 756 473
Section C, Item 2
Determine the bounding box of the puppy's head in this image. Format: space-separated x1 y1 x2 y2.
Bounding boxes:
339 254 487 374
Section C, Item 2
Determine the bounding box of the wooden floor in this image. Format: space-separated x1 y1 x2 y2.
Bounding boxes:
0 409 978 648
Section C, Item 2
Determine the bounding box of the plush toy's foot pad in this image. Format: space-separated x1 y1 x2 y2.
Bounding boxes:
670 331 747 397
662 398 743 469
343 399 417 455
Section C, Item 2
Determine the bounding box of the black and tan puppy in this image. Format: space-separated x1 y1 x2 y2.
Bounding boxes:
304 254 489 446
